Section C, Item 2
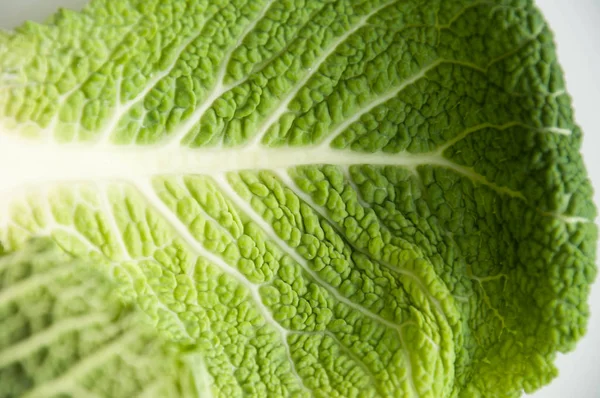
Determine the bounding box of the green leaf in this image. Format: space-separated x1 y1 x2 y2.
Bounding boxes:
0 239 200 397
0 0 596 397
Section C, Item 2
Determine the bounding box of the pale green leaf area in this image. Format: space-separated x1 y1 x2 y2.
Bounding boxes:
0 239 200 398
0 0 596 397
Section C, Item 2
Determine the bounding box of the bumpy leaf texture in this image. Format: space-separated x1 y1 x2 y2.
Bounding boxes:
0 0 597 397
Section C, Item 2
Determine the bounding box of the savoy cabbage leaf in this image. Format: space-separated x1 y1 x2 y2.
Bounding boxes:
0 0 597 397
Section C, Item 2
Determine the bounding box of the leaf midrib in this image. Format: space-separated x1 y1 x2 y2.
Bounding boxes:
0 134 522 197
0 135 421 177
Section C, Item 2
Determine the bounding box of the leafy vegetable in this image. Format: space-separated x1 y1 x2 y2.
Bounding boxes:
0 239 198 397
0 0 596 397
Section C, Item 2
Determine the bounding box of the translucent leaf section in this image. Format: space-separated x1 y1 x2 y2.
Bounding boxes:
0 239 199 398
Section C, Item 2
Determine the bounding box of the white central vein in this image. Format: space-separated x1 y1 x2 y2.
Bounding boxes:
0 138 414 189
0 134 527 202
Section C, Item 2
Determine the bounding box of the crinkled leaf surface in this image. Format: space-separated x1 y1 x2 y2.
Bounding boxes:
0 0 597 397
0 239 200 398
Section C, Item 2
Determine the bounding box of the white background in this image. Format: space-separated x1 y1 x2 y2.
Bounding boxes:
0 1 598 396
